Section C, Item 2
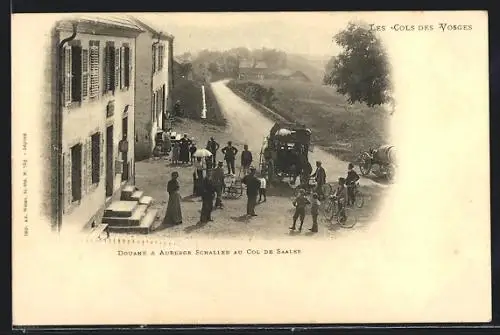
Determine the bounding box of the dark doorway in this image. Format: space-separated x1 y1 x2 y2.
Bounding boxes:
106 125 114 197
122 116 129 181
71 143 82 202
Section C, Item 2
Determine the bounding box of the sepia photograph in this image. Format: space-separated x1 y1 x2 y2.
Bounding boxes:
11 11 490 326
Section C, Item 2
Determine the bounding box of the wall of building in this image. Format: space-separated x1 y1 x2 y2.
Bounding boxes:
57 30 136 231
134 32 153 161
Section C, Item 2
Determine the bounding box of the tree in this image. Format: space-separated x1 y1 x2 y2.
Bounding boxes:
323 22 392 107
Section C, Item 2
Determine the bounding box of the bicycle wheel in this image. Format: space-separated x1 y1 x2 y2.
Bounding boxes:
337 207 356 228
355 190 364 208
323 199 334 220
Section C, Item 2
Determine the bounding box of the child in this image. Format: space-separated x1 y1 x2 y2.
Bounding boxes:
345 163 360 206
290 189 310 232
258 173 267 202
333 177 347 214
309 193 320 233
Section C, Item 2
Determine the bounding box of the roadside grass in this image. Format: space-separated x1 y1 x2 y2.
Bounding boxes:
171 77 226 126
227 79 390 162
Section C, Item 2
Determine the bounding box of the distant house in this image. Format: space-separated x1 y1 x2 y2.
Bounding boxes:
173 60 193 81
129 17 174 161
238 59 268 80
267 69 310 82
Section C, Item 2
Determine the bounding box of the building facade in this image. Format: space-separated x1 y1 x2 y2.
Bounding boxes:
43 17 144 233
131 18 174 161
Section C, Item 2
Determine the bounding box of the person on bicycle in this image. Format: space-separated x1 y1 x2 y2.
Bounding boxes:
345 163 360 206
332 177 347 214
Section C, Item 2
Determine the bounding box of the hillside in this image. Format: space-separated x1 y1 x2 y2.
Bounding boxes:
285 53 331 84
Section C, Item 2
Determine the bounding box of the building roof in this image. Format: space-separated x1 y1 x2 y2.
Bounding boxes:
127 16 174 41
271 68 295 76
239 60 254 69
71 15 144 31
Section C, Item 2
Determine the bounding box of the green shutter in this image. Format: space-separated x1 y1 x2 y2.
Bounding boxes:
63 47 72 106
63 151 72 212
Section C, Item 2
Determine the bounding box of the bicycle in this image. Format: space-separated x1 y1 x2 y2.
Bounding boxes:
346 182 364 208
322 194 357 228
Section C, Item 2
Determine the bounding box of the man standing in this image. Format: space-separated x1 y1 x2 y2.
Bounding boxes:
206 137 220 166
240 144 253 176
242 167 260 217
311 161 327 200
212 161 225 209
200 174 215 223
179 134 191 164
221 141 238 175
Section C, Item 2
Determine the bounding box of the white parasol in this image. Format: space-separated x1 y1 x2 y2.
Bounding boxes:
193 148 213 158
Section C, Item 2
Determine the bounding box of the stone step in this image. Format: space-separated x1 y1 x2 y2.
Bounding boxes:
107 208 159 234
139 195 153 206
121 185 138 200
104 200 139 218
130 190 144 201
103 204 148 227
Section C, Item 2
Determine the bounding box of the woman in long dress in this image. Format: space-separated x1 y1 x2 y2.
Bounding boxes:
162 171 183 226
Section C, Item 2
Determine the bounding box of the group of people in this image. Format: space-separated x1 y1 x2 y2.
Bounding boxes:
289 162 360 233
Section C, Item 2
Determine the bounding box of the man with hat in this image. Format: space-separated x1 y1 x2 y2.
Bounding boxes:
206 136 220 166
212 161 225 209
242 166 260 216
311 160 327 200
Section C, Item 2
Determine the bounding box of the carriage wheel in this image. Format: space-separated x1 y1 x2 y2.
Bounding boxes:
386 164 396 181
359 153 372 176
355 190 365 208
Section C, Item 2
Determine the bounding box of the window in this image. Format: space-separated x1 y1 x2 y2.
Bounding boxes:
63 42 93 105
71 143 82 202
158 44 164 71
104 42 115 93
152 91 157 123
91 133 100 184
70 45 82 103
89 41 100 98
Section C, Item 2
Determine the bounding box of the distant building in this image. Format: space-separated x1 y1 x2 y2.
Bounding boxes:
267 69 311 82
238 59 268 80
173 60 193 81
41 16 144 233
129 17 174 161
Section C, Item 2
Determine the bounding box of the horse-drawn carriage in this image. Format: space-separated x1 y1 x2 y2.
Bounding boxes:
357 144 396 180
258 122 312 184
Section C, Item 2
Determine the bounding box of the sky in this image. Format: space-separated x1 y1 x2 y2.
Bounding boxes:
133 12 354 58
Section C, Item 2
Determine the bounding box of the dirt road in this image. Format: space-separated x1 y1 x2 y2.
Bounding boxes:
210 80 383 188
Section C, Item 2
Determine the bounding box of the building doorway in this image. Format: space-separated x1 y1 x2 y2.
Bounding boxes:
106 125 114 197
70 143 82 202
121 116 129 181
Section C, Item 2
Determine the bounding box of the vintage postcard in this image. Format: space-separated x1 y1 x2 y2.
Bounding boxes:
11 11 490 326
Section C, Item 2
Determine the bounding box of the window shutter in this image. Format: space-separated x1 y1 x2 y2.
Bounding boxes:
124 46 130 88
152 45 156 73
89 43 99 98
100 132 105 178
115 48 120 90
82 141 87 195
86 139 92 190
104 45 111 93
120 47 125 89
81 49 89 100
152 92 156 123
63 46 72 106
63 151 72 212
